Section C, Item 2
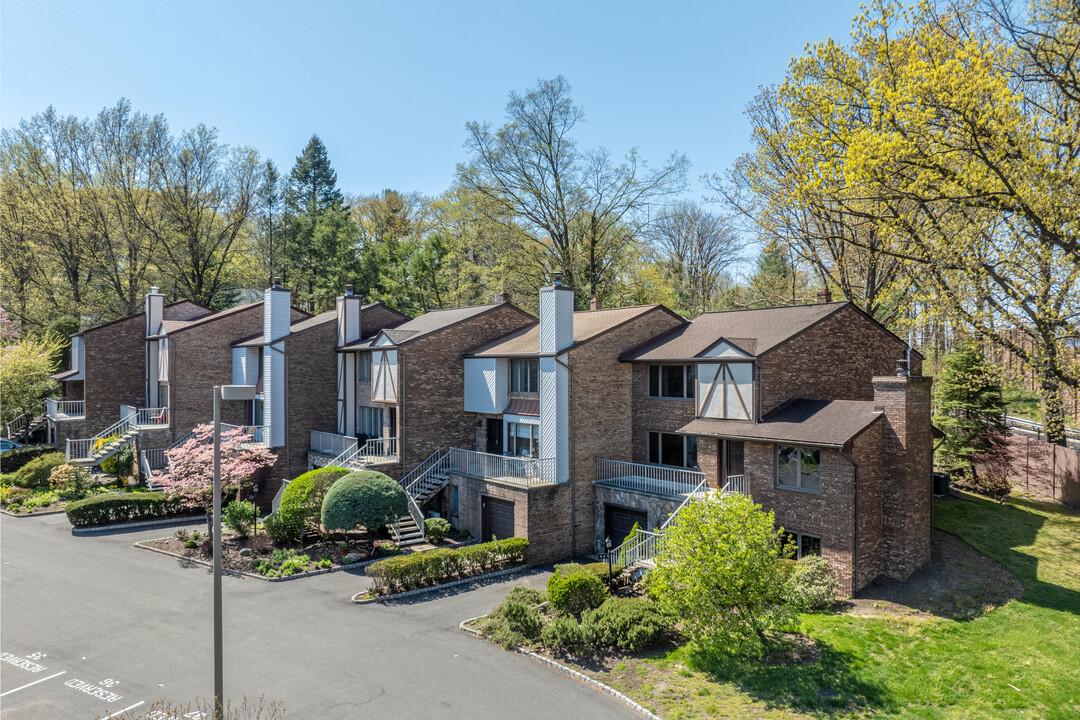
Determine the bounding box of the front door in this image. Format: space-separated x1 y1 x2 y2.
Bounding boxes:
481 496 514 540
486 418 503 455
605 505 648 548
388 406 397 440
725 440 744 479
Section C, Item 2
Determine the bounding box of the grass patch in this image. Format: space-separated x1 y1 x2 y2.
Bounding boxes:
584 492 1080 719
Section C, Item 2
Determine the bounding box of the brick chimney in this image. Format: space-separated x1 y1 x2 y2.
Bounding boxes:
497 290 511 303
872 374 933 582
590 296 601 311
817 287 833 304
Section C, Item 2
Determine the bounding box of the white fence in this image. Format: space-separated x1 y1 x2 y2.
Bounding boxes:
46 397 85 420
310 430 358 458
447 448 558 487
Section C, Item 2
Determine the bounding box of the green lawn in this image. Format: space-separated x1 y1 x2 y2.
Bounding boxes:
588 493 1080 719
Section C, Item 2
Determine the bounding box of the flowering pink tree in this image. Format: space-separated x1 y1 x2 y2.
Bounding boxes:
155 423 276 507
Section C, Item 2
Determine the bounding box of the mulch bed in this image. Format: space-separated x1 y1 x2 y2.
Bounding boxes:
837 528 1023 620
142 529 381 576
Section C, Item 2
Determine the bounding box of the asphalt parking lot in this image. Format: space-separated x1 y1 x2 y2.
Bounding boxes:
0 513 635 719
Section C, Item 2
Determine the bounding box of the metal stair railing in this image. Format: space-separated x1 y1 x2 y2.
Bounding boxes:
610 475 711 568
402 450 452 501
4 414 27 439
67 408 141 462
140 429 197 487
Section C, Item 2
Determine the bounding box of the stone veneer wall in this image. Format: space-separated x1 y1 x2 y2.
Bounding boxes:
593 486 682 545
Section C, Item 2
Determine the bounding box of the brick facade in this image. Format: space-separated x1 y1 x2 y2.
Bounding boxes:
758 305 921 414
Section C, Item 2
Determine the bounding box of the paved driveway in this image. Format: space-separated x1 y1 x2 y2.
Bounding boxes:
1 513 635 719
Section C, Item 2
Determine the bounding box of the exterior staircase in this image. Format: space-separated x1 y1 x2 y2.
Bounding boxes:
386 450 453 547
67 407 168 466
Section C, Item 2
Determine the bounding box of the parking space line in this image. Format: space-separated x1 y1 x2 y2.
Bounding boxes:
0 670 66 696
103 700 145 718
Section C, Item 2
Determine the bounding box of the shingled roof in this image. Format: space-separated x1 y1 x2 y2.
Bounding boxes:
622 302 850 362
679 398 883 448
466 305 679 357
339 302 534 350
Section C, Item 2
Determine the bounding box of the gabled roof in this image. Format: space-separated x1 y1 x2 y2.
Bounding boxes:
341 302 534 350
151 300 269 338
466 305 681 357
679 398 883 449
232 301 404 348
74 300 212 338
621 301 920 362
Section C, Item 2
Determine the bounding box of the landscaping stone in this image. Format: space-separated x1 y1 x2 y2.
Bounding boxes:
343 552 362 564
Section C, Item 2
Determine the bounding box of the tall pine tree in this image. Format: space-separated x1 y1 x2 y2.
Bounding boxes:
283 135 357 311
933 342 1010 483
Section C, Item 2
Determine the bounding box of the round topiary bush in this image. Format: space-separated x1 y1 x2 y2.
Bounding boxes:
321 470 408 532
547 563 609 616
281 466 350 531
424 517 451 543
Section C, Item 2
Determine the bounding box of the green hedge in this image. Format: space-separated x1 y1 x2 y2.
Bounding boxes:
547 563 609 615
7 452 66 488
1 444 57 474
367 537 529 594
65 492 188 527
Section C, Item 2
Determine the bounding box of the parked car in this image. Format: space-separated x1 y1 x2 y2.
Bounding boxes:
1 438 23 453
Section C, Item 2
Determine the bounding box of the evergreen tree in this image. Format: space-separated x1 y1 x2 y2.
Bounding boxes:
934 342 1010 481
282 135 357 311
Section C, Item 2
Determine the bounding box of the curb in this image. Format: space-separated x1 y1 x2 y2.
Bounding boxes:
72 515 206 534
352 564 528 603
133 540 382 581
0 508 67 518
459 616 663 720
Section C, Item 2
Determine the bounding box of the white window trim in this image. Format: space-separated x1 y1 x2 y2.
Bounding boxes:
505 414 540 458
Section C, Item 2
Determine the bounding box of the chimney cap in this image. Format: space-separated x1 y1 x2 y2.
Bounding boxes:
272 277 283 289
345 284 354 296
553 271 563 287
149 286 160 295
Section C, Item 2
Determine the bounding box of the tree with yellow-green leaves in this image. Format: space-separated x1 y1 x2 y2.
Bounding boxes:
0 332 64 427
767 0 1080 444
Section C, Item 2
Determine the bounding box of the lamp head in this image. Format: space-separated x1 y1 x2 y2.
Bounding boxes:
220 385 257 401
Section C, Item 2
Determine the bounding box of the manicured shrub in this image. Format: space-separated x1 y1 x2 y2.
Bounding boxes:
366 537 530 594
65 492 186 527
0 444 57 474
10 452 66 488
48 464 94 499
504 585 546 606
263 507 305 545
424 517 451 543
540 615 590 652
547 563 608 616
321 470 408 532
223 500 257 538
281 466 349 532
581 561 625 582
582 597 672 652
788 555 838 611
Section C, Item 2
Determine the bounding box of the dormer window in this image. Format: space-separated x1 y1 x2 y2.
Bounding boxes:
648 365 695 399
511 359 539 394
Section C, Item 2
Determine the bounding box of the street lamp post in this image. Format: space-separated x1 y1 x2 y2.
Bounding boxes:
605 536 613 591
212 384 256 720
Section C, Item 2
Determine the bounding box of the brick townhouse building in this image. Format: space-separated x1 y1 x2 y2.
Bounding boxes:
231 280 407 505
49 288 308 468
391 283 932 595
308 296 538 482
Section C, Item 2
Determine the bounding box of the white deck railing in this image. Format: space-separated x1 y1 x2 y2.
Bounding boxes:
311 430 358 459
4 414 27 438
46 397 85 421
595 458 706 497
614 529 663 567
722 474 748 496
221 423 269 446
447 448 558 487
135 407 169 428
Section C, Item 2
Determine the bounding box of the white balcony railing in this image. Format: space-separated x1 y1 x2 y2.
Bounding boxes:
310 430 358 458
595 458 707 498
220 423 269 446
135 406 169 428
359 436 397 461
722 474 749 496
447 448 558 487
46 397 85 421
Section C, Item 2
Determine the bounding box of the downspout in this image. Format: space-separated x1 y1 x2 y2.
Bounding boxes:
839 449 859 597
556 352 574 557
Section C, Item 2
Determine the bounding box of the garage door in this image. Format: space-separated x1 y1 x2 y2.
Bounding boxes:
482 496 515 540
605 505 648 547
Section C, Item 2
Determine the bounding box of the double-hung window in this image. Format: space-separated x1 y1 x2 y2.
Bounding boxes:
781 531 821 559
647 431 698 469
507 422 540 457
776 446 822 492
648 365 695 399
511 359 539 393
358 352 372 382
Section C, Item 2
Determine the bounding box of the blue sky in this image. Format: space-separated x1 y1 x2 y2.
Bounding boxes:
1 0 860 200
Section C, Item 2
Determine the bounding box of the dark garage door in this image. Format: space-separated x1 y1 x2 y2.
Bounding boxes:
482 496 515 540
605 505 648 548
